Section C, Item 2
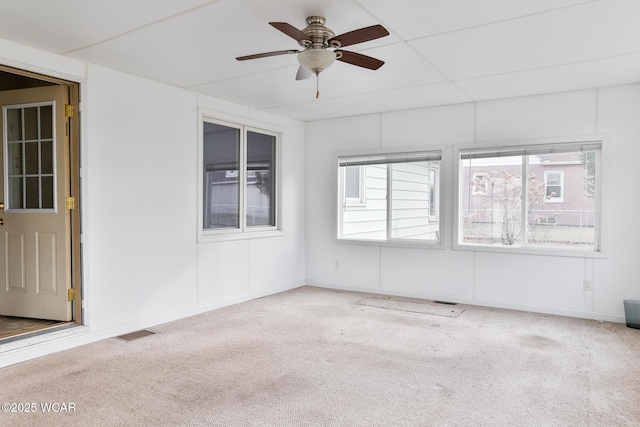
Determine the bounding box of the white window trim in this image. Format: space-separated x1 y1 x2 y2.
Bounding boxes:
334 146 446 249
197 110 283 243
453 135 605 259
544 170 564 203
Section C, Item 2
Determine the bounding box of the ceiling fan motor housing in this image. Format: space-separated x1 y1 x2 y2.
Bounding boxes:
301 16 337 48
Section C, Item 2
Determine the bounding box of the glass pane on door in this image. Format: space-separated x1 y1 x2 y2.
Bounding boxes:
24 107 38 140
6 108 22 141
4 103 55 210
25 142 39 175
8 177 23 209
8 142 23 175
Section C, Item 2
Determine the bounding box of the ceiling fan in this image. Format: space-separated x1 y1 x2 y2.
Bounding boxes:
236 16 389 97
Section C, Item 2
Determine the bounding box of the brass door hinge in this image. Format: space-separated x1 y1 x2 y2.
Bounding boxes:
65 104 74 118
67 288 76 302
66 197 76 210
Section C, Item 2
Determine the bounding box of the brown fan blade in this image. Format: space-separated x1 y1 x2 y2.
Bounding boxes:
328 24 389 48
296 66 312 80
236 50 300 61
336 50 385 70
269 22 310 43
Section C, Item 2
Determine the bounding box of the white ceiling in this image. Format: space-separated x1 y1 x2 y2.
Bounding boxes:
1 0 638 121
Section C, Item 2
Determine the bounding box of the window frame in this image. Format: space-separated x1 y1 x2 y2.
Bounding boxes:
335 147 445 249
453 136 605 258
198 110 283 243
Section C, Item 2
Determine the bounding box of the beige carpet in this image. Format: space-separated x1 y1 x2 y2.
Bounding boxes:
0 286 639 426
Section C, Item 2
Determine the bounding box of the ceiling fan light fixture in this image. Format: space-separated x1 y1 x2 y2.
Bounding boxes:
297 49 335 75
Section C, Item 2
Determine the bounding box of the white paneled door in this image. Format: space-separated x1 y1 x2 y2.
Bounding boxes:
0 86 71 321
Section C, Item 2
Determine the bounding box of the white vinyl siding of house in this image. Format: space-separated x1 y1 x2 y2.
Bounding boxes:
390 162 438 240
341 164 387 240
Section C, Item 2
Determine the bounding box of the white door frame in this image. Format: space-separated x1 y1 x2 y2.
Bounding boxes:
0 64 83 328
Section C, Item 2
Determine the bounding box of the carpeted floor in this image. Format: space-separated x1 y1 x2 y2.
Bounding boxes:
0 286 638 426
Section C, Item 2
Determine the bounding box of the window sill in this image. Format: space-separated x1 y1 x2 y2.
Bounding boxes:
199 229 283 243
453 242 605 259
336 237 444 250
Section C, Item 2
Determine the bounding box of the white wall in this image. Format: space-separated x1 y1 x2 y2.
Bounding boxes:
0 40 306 367
306 86 640 323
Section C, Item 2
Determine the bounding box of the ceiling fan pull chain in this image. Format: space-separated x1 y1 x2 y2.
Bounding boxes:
316 74 320 99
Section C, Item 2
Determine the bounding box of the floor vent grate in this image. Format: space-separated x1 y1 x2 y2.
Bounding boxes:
115 330 157 342
358 297 465 318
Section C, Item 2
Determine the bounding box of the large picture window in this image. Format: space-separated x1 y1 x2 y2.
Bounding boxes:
455 139 602 255
337 150 442 245
201 117 280 240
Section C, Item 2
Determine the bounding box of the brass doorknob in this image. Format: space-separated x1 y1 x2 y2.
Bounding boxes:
0 218 3 226
0 202 4 210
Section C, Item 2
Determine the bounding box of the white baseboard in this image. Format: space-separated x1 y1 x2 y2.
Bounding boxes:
305 281 627 324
